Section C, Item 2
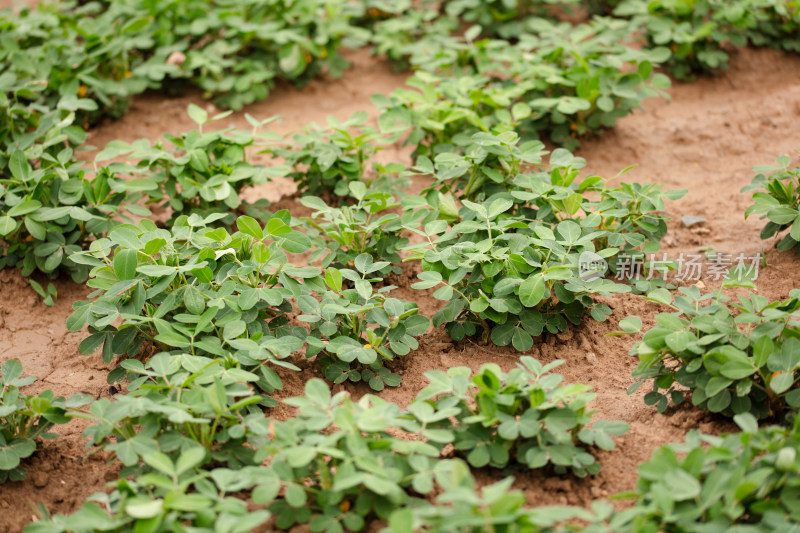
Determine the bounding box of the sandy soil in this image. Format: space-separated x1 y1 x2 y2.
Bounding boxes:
2 46 800 532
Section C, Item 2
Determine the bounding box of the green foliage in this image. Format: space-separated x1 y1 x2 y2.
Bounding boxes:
369 7 459 69
616 0 800 80
382 459 611 533
0 115 131 282
743 152 800 255
618 414 800 532
114 0 369 110
0 2 153 128
408 136 686 245
96 108 287 224
0 0 375 291
1 0 369 117
253 379 438 531
406 196 631 346
265 111 400 196
302 184 423 278
298 258 430 391
24 462 272 533
78 354 274 474
407 358 628 476
629 286 800 422
385 459 595 533
1 359 89 483
441 0 580 37
66 213 310 388
374 16 671 151
404 130 548 200
744 0 800 53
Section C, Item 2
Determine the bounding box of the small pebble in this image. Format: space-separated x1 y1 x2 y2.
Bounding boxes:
32 471 48 489
590 486 607 499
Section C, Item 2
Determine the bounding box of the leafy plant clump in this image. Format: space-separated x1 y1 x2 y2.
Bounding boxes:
628 286 800 422
253 379 439 532
406 198 631 348
615 413 800 532
406 357 629 477
299 258 430 391
0 115 133 284
301 183 422 280
616 0 800 80
403 144 686 347
1 359 89 483
374 15 671 151
67 212 311 390
24 461 273 533
1 0 369 118
743 152 800 255
96 106 288 225
265 111 402 197
78 354 275 475
386 459 595 533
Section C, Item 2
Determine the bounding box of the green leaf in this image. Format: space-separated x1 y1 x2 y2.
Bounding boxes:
24 217 46 240
0 216 17 236
770 372 794 394
619 316 642 333
183 286 205 315
8 199 42 217
285 483 307 508
304 379 331 406
223 320 246 341
187 103 208 125
325 267 343 292
143 452 175 476
124 499 164 519
175 447 206 475
137 265 177 277
512 328 533 352
646 288 672 306
753 336 774 368
519 274 545 307
2 359 24 383
236 216 263 239
791 216 800 241
9 150 29 180
733 413 758 433
0 438 35 470
556 220 581 243
113 249 138 281
664 469 701 500
43 248 64 272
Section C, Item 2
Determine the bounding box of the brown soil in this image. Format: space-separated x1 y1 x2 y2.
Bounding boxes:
2 46 800 532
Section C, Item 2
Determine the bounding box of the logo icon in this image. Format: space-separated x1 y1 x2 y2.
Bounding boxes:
578 251 607 281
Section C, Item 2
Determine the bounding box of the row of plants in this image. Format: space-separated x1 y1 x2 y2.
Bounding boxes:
7 102 799 406
5 353 623 528
389 0 800 81
3 2 800 532
3 138 795 530
51 124 692 392
5 0 799 287
372 14 672 151
7 355 800 532
614 0 800 80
